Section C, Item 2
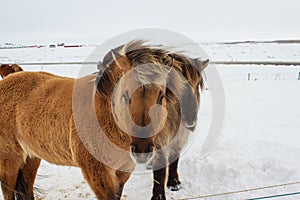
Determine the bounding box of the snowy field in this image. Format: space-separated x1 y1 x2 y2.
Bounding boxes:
0 42 300 199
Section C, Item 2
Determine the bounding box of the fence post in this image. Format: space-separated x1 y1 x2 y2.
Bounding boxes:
298 72 300 80
248 73 251 81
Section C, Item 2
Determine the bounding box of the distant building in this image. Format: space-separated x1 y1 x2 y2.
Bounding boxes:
64 45 82 48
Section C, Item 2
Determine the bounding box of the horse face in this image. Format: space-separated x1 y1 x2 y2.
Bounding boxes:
129 84 167 163
113 81 168 164
180 85 199 130
180 59 209 130
130 136 155 164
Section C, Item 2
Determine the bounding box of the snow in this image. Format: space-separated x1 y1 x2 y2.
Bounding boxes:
0 43 300 199
203 43 300 62
0 45 96 64
122 81 300 200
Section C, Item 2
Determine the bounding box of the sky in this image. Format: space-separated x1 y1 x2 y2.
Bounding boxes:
1 0 300 44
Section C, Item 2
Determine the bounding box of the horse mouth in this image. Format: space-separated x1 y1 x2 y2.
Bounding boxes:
184 120 197 131
182 112 198 131
186 124 196 131
130 145 155 164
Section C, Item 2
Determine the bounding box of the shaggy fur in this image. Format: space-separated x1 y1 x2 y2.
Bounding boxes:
128 46 208 200
0 41 207 200
0 49 170 200
100 40 208 200
0 64 23 78
150 56 208 200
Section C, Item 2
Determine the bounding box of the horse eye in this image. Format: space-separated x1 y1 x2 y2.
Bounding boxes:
123 91 130 104
158 94 165 105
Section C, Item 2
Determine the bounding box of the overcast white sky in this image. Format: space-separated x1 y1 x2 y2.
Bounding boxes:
1 0 300 44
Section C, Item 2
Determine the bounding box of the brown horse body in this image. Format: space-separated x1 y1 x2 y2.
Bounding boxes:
0 46 170 199
0 64 23 78
0 41 207 200
0 71 131 200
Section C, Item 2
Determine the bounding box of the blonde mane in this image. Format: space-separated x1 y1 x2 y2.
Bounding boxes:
97 40 206 98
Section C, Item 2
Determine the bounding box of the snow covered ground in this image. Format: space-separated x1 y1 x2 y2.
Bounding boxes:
0 43 300 199
203 42 300 62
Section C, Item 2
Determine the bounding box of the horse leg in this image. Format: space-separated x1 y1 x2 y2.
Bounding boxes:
167 137 185 191
167 157 181 191
115 171 131 199
16 157 41 200
0 160 22 200
151 151 167 200
79 157 117 200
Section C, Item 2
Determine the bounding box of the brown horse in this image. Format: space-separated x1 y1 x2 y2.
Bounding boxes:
101 42 208 200
0 64 23 78
0 42 173 200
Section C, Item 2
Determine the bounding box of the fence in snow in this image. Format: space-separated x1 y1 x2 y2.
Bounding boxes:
4 61 300 81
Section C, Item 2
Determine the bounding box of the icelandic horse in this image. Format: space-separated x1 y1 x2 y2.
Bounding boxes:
0 64 23 78
0 41 172 200
0 40 207 200
101 41 208 200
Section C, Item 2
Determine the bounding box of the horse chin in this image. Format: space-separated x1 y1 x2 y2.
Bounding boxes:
182 113 198 131
188 125 196 131
184 121 197 131
130 152 155 164
135 158 149 164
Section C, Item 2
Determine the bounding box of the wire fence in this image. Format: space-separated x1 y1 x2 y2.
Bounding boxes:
5 61 300 66
1 44 300 199
177 181 300 200
3 61 299 81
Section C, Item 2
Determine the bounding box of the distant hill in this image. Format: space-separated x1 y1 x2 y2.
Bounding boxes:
220 39 300 45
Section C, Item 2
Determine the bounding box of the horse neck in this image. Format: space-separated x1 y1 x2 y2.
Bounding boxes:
96 64 123 99
94 93 131 150
95 92 114 125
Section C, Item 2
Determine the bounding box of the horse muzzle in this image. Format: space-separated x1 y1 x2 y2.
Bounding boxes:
182 111 198 131
130 143 155 164
180 89 199 131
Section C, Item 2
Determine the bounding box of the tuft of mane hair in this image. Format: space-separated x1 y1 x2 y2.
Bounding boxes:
101 40 149 68
97 40 208 92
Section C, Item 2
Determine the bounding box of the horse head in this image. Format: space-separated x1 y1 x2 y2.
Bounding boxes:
0 64 23 78
97 43 169 164
180 58 209 130
96 41 209 163
164 55 209 131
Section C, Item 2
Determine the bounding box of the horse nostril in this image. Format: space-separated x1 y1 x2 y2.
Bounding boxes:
130 145 136 153
150 145 154 152
146 144 155 153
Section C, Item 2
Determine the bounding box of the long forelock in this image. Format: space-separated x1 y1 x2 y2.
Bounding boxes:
97 40 206 98
102 40 149 67
131 64 170 87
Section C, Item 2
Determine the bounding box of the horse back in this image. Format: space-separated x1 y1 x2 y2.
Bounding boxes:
0 72 76 165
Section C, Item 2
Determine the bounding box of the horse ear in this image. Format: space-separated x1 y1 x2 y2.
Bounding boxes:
97 61 106 71
194 59 209 72
111 49 123 67
11 64 23 72
111 49 121 61
199 59 209 72
101 47 132 81
116 55 131 71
